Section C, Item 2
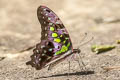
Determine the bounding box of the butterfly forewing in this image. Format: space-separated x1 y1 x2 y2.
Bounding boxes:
26 5 74 70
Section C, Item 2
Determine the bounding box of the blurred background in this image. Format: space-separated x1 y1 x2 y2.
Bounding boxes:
0 0 120 80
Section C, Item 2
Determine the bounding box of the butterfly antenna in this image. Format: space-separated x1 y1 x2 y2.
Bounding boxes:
79 33 88 45
68 61 70 77
78 52 87 70
78 36 94 48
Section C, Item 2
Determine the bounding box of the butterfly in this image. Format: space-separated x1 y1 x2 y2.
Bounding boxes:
26 5 80 70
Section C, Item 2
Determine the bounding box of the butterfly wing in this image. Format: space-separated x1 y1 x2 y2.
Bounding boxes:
26 5 74 70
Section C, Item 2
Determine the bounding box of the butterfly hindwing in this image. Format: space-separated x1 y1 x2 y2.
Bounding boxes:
26 6 74 70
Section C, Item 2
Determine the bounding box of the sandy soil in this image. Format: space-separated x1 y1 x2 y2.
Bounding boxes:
0 0 120 80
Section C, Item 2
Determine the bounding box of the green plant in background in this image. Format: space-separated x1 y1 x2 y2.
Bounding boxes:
91 45 116 54
116 40 120 44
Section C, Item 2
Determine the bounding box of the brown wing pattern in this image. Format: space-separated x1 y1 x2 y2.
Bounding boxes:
26 5 73 70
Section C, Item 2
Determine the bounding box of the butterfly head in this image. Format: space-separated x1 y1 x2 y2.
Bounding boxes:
73 48 81 54
77 48 81 53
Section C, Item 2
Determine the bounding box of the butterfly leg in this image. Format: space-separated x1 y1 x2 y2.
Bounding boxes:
72 49 87 72
77 52 87 71
68 61 70 77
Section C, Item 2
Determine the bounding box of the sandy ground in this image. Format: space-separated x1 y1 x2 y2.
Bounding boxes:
0 0 120 80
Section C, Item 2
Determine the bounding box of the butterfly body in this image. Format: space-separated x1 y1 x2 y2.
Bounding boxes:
26 5 80 70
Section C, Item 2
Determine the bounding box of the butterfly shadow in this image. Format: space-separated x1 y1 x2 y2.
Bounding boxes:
35 70 95 79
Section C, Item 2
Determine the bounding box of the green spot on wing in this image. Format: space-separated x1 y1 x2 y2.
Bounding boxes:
67 42 70 47
52 33 58 37
50 27 54 31
63 40 66 43
61 46 68 52
65 37 69 39
55 51 61 55
54 38 61 43
60 35 63 37
55 45 68 55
